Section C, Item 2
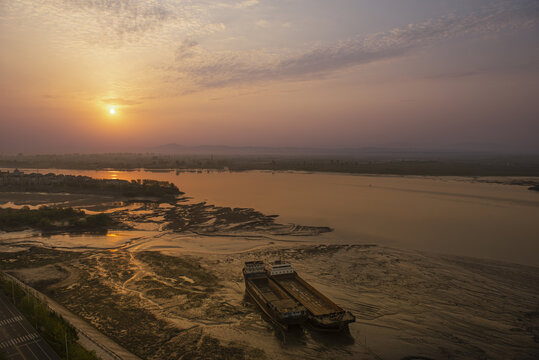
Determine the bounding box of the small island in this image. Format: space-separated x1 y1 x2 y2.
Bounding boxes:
0 169 182 200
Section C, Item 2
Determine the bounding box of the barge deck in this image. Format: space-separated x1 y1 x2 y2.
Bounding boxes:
268 260 355 331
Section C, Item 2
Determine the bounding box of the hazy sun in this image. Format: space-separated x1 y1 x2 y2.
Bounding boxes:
109 107 116 115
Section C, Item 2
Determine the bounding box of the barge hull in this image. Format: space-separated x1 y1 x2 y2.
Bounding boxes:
271 273 355 331
245 280 289 330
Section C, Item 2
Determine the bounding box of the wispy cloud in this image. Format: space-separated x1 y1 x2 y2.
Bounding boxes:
5 0 537 95
169 2 539 90
218 0 260 9
55 0 176 45
424 59 539 80
2 0 207 46
175 39 200 61
255 19 270 28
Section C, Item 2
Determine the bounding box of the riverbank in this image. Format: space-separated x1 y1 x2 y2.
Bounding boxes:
2 153 539 177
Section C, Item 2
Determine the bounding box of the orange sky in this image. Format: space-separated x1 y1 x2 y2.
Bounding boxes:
1 0 538 153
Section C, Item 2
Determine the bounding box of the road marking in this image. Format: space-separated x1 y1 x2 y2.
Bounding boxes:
0 333 39 348
0 315 24 326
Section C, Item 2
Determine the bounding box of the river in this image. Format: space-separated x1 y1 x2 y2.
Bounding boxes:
9 168 538 266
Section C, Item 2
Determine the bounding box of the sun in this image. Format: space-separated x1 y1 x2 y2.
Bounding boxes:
109 107 116 115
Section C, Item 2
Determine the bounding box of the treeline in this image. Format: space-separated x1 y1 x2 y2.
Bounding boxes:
1 153 539 176
0 171 182 199
0 273 98 360
0 206 116 232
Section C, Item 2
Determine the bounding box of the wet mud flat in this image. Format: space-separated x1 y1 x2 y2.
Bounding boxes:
164 200 331 236
1 245 538 360
103 198 332 237
0 247 264 360
0 190 332 238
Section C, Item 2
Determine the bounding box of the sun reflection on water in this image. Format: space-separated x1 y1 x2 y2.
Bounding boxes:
108 170 119 180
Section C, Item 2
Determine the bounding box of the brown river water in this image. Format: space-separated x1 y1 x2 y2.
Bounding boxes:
12 168 538 266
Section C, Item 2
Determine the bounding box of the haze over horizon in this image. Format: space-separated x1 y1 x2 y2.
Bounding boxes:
1 0 538 154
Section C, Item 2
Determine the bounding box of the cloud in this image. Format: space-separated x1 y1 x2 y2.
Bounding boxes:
424 60 539 80
238 0 259 8
175 39 200 60
42 94 62 99
169 2 539 90
218 0 259 9
57 0 175 45
255 19 270 28
201 22 227 34
3 0 204 47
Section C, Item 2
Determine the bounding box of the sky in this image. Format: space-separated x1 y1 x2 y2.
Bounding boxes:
0 0 538 153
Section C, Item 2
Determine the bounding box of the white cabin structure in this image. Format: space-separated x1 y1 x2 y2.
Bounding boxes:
266 260 295 276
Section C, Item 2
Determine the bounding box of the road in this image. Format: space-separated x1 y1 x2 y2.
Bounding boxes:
3 273 142 360
0 293 61 360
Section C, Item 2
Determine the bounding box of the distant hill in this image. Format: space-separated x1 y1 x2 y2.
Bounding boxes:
147 143 497 159
149 143 326 155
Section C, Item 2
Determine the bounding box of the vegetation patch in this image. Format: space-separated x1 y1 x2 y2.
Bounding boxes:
2 153 539 177
0 206 117 233
0 170 183 199
0 247 82 270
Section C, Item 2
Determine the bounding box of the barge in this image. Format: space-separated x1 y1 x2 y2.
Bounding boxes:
267 260 355 331
243 261 307 330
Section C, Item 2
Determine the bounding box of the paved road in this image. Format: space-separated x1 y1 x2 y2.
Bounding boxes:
0 293 61 360
4 273 142 360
